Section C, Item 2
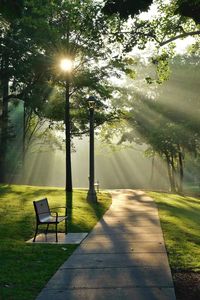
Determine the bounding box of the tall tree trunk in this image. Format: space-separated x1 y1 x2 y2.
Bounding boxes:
150 155 155 185
21 101 27 182
22 101 27 163
178 145 184 193
65 77 72 192
0 54 9 183
166 154 174 192
65 17 73 192
171 155 177 192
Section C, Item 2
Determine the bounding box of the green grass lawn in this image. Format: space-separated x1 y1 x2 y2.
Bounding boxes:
0 184 112 300
148 192 200 272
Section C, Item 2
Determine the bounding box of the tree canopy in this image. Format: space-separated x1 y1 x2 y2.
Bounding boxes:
0 0 127 182
176 0 200 24
102 55 200 192
103 0 153 18
103 0 200 24
0 0 200 191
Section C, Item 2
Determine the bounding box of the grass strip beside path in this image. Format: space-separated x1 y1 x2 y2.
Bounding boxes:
148 192 200 271
148 192 200 300
0 184 112 300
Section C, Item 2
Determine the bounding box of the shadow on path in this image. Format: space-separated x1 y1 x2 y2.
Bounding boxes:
36 189 176 300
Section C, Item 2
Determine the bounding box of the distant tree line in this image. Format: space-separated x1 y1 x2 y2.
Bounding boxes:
102 56 200 193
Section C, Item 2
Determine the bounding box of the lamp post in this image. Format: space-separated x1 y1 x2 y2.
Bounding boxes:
87 96 97 203
60 58 73 192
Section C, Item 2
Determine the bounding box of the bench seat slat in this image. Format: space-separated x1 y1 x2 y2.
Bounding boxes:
39 215 67 223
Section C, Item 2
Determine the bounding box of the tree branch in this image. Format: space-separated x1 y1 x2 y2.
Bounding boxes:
160 30 200 47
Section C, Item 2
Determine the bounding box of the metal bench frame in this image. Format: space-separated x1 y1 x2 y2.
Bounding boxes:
33 198 68 242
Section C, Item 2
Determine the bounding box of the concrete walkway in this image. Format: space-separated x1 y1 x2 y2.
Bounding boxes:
36 189 176 300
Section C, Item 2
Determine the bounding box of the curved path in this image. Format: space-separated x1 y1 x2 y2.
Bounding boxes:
36 189 176 300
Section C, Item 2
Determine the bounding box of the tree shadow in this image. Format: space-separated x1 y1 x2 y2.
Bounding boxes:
0 184 13 196
66 192 73 233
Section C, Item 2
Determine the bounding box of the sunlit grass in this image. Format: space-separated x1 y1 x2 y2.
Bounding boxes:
0 184 112 300
148 192 200 271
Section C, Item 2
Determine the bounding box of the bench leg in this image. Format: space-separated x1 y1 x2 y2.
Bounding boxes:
65 219 68 234
33 224 38 242
45 224 49 235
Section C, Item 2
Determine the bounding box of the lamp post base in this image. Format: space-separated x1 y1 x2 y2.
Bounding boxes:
87 189 97 202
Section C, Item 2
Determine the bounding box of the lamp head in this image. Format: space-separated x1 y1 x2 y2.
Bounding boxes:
87 96 97 109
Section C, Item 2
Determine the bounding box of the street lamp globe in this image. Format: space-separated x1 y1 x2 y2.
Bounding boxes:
87 96 97 109
60 58 73 72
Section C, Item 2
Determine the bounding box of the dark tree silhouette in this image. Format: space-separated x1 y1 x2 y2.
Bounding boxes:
103 0 153 18
176 0 200 24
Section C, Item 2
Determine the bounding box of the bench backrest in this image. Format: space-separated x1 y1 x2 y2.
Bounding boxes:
33 198 51 223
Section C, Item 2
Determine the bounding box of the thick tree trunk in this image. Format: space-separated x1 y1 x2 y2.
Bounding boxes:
166 155 173 192
0 75 9 183
178 146 184 193
150 155 155 184
65 78 72 192
166 154 176 192
171 155 177 192
65 18 72 193
22 101 26 163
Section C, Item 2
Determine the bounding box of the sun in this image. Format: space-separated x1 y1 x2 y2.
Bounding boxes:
60 58 73 72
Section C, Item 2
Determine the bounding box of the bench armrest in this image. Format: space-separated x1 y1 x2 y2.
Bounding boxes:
51 207 67 214
50 211 58 221
51 206 67 209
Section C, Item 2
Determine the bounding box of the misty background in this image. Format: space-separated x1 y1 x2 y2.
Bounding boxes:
6 56 200 190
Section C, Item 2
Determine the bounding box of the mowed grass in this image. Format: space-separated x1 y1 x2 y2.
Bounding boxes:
0 184 112 300
148 192 200 272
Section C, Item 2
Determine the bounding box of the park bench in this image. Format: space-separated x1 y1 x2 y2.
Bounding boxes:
33 198 68 242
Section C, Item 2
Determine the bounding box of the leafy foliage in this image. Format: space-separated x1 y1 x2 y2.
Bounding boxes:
175 0 200 24
103 0 200 25
0 0 24 20
101 55 200 192
0 0 129 181
103 0 153 18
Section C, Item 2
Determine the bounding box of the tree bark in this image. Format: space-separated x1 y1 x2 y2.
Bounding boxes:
178 146 184 193
0 54 9 182
166 154 173 192
65 16 73 193
166 153 176 192
171 155 177 192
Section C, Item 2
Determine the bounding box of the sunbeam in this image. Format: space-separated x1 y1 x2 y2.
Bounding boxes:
5 54 200 192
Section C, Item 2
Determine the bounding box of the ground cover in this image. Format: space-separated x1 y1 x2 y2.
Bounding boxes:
148 192 200 300
0 184 112 300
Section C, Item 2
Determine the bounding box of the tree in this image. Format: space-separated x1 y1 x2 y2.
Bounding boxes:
0 0 127 189
0 0 62 181
102 0 200 108
100 54 200 192
103 0 200 48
